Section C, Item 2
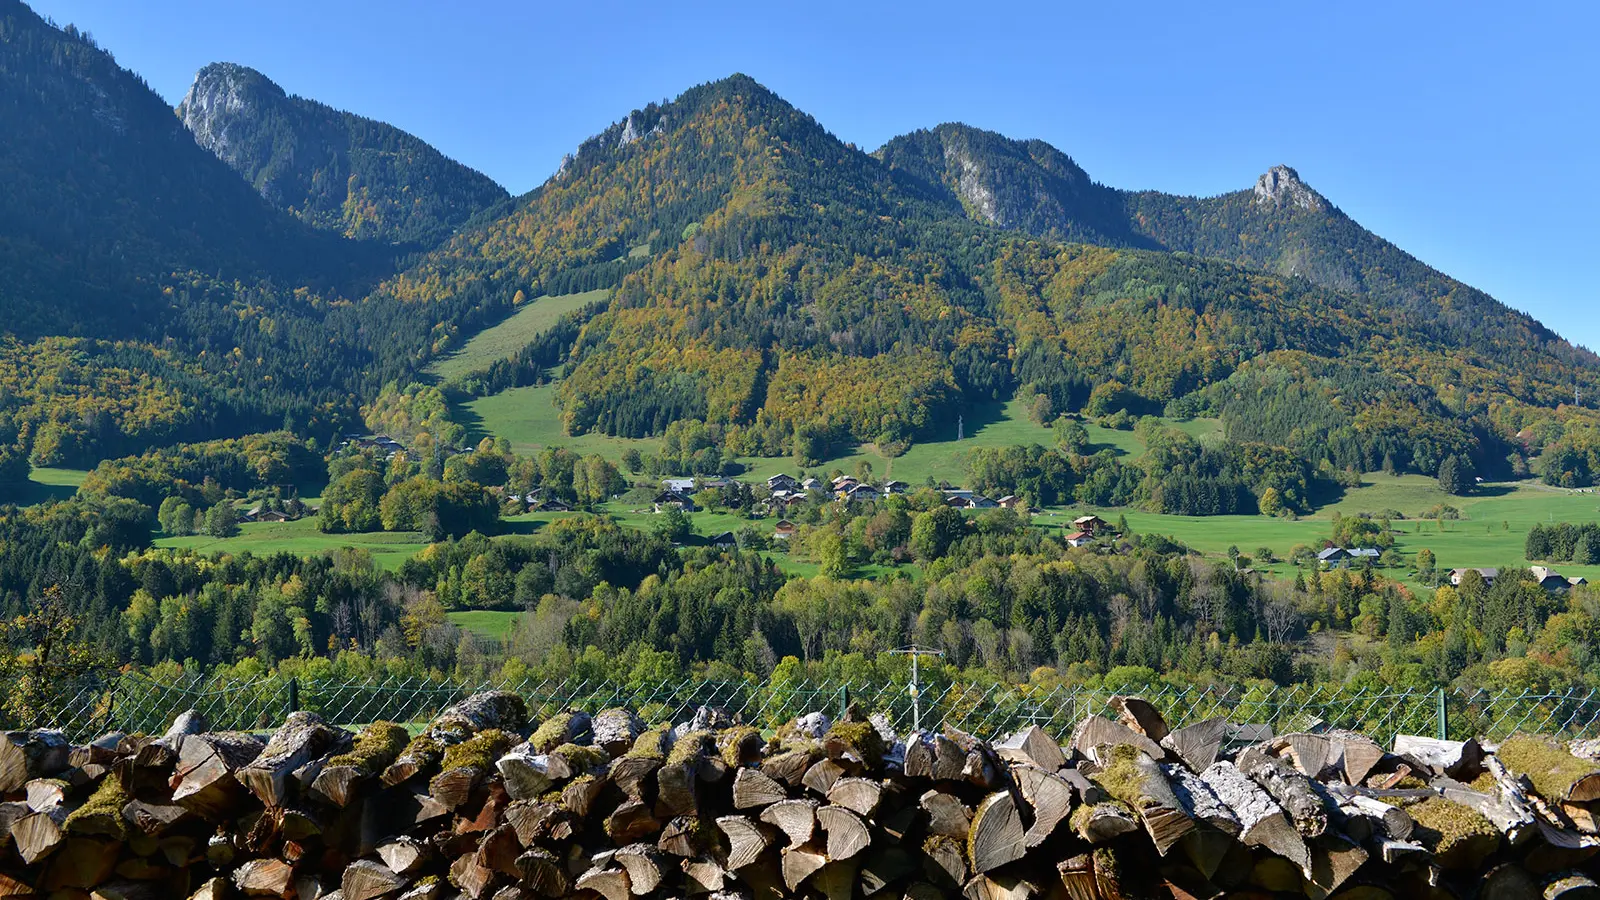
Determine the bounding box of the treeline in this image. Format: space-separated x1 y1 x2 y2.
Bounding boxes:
964 421 1324 516
1526 523 1600 564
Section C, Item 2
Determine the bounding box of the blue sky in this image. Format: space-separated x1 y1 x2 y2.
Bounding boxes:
31 0 1600 351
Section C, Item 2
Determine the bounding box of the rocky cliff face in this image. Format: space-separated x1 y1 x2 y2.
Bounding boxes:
175 62 277 180
175 62 506 245
1252 164 1326 212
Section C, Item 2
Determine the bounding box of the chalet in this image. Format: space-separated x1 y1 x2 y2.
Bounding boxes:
1449 567 1500 587
946 496 973 509
800 476 824 492
942 488 974 502
831 476 859 492
653 491 698 513
1065 531 1092 548
1072 515 1108 536
661 478 697 494
699 476 736 492
844 484 880 503
970 495 999 509
1316 547 1380 568
255 510 292 523
1530 566 1588 592
537 499 572 513
766 473 800 492
884 480 909 494
709 531 737 550
773 520 798 541
997 495 1024 510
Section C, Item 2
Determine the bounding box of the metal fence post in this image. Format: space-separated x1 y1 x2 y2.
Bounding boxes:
838 684 850 721
288 677 300 719
1436 687 1448 740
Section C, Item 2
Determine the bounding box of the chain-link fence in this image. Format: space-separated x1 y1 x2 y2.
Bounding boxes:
19 671 1600 746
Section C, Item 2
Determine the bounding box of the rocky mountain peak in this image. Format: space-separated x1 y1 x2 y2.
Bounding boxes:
1252 165 1324 211
175 63 281 168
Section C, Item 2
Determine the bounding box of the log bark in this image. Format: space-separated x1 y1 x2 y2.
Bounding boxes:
593 709 645 757
235 712 343 808
1544 872 1600 899
1200 760 1310 874
1163 763 1240 836
656 815 705 857
967 791 1025 873
1393 735 1484 780
760 749 814 788
1236 746 1329 839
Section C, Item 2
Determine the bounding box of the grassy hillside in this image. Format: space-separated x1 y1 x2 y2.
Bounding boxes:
426 289 609 382
153 517 428 570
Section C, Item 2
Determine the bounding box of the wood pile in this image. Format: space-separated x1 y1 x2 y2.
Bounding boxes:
0 693 1599 899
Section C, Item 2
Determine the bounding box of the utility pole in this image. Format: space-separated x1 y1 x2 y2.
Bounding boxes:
888 646 944 732
957 415 964 441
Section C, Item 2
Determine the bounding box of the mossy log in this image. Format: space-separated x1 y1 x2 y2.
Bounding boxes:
1498 734 1600 804
1090 744 1195 856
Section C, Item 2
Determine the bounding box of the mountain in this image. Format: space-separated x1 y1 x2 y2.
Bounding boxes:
177 63 509 246
0 1 486 464
374 75 1596 483
877 124 1590 375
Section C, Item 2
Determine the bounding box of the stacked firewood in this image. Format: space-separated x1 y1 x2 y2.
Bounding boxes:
1 693 1599 900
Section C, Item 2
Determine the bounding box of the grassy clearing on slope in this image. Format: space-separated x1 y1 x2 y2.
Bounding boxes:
426 289 610 382
18 466 87 505
153 517 429 570
448 610 520 640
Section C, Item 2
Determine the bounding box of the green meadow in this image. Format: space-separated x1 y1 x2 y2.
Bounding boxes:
17 466 87 505
425 289 610 382
153 516 430 570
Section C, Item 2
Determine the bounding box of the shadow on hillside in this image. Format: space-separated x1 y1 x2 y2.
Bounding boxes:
16 480 77 506
450 402 491 446
497 518 553 537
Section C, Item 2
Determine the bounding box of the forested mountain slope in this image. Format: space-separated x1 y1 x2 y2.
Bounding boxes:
373 76 1593 480
177 62 509 246
877 123 1597 411
0 1 494 464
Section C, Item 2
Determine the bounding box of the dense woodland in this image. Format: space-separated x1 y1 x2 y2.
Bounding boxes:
0 0 1598 711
